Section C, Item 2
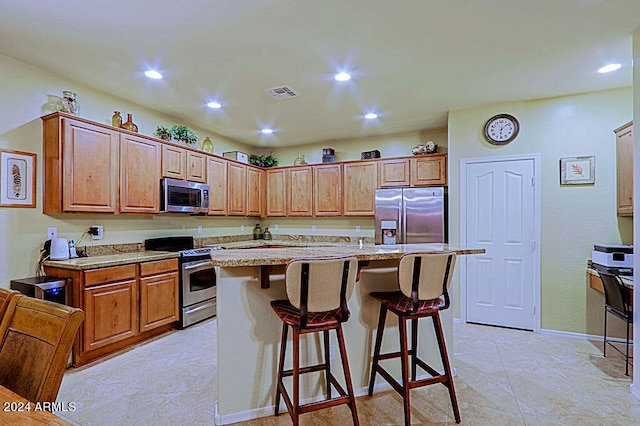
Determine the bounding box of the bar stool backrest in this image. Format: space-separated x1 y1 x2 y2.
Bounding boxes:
285 256 358 314
398 252 456 306
0 288 20 321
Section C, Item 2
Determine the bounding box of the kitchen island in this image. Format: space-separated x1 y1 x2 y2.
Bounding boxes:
210 243 483 425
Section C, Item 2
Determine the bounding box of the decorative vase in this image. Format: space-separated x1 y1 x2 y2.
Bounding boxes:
111 111 122 128
61 91 79 116
120 113 138 133
253 223 263 240
293 152 306 165
263 227 272 240
201 137 214 153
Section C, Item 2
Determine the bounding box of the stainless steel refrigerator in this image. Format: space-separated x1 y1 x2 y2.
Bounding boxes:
375 187 446 244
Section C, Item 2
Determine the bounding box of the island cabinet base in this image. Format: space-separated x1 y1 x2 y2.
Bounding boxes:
215 260 455 424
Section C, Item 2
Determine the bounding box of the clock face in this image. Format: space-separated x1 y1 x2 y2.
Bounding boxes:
484 114 519 145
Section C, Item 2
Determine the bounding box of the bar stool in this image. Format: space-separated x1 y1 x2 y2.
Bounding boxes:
368 252 460 425
271 256 359 425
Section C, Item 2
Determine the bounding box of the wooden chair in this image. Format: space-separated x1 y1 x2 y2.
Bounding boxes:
368 252 460 425
0 296 84 403
600 272 633 375
0 287 21 320
271 256 359 425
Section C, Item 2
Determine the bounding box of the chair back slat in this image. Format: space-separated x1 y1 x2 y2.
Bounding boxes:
0 288 21 322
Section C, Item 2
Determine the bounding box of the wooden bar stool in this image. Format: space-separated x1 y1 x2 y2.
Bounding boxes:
271 256 359 425
368 252 460 425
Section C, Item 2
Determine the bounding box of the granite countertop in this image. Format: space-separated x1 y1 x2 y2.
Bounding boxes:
209 243 485 267
43 251 180 270
212 239 348 249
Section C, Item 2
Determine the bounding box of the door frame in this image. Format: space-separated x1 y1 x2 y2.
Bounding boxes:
459 153 541 332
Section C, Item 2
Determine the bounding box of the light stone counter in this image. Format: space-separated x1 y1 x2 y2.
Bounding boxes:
214 243 484 424
43 251 179 270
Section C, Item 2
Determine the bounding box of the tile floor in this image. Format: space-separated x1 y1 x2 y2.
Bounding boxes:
55 320 637 425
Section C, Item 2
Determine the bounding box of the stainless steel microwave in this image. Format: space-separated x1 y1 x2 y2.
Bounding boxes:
161 178 210 213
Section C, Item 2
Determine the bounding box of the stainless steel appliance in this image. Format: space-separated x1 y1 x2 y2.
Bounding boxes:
375 187 446 244
10 276 69 305
161 178 210 213
145 236 218 328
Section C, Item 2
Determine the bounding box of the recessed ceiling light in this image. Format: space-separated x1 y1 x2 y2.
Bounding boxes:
334 72 351 82
364 112 378 120
207 101 222 109
261 128 274 135
144 70 163 80
598 63 621 74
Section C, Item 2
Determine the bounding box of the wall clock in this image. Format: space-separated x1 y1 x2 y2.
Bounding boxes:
483 114 519 145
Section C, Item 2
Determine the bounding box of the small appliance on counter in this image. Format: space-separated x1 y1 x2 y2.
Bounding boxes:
44 237 80 260
10 276 69 305
591 244 633 276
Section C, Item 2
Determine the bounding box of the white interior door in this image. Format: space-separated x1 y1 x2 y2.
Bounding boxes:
464 157 537 330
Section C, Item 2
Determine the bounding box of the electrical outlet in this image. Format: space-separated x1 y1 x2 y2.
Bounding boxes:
274 224 279 231
329 344 336 361
197 226 203 234
91 225 103 240
47 227 57 240
355 226 361 233
241 225 245 232
311 225 316 232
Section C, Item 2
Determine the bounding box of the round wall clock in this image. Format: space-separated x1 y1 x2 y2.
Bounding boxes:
483 114 520 145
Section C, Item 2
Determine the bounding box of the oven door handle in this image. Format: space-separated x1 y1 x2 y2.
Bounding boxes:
183 260 213 270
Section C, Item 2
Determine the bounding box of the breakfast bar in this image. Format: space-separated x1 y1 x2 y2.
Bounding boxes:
209 243 483 424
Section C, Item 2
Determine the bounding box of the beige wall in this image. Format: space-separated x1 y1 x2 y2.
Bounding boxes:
448 88 633 334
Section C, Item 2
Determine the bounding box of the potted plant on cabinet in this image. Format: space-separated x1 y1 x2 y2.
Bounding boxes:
170 125 198 146
155 126 172 141
249 153 279 167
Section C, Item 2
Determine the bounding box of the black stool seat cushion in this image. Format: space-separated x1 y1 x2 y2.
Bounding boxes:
370 291 445 315
271 299 345 329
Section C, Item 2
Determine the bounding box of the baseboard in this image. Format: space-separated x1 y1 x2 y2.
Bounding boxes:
214 370 454 424
540 328 633 344
631 383 640 401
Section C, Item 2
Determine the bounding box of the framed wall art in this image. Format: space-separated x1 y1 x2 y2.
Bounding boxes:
0 149 36 208
560 155 595 185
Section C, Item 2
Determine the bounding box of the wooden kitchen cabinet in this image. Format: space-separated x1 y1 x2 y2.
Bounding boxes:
228 162 247 215
314 164 342 216
411 154 447 186
187 151 207 183
247 166 264 216
343 161 377 216
120 134 162 213
42 113 119 213
266 168 287 216
207 156 228 215
615 122 633 216
162 144 186 180
139 259 179 332
83 265 138 353
287 166 314 216
378 158 411 187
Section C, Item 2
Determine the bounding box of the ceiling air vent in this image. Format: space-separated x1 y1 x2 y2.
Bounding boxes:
265 85 300 101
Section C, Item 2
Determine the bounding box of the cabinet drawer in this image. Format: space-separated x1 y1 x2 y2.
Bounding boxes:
84 264 136 287
140 258 179 277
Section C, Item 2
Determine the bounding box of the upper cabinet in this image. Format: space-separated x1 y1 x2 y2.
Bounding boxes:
615 122 633 216
378 158 411 187
120 134 161 213
343 161 377 216
266 169 287 216
410 155 446 186
161 145 186 180
314 164 342 216
43 114 119 214
246 166 264 217
186 151 207 183
227 162 247 216
287 166 313 216
206 156 228 215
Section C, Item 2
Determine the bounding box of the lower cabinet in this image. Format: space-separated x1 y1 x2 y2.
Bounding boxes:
45 257 179 366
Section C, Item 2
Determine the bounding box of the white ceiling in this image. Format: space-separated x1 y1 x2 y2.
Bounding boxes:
0 0 638 147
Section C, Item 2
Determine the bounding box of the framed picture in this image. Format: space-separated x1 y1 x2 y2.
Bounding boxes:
0 149 36 208
560 155 595 185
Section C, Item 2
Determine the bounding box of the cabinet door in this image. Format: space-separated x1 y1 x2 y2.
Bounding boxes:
378 159 410 187
140 270 179 332
343 161 377 216
120 134 161 213
287 166 313 216
83 279 138 352
266 169 287 216
411 155 446 186
616 122 633 216
62 118 119 212
162 145 186 180
187 151 207 183
228 162 247 215
207 156 228 215
247 167 264 217
314 164 342 216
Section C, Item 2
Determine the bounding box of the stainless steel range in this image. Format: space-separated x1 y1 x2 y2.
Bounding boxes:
144 236 219 328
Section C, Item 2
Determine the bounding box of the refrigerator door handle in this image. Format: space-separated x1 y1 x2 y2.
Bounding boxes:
401 198 407 244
